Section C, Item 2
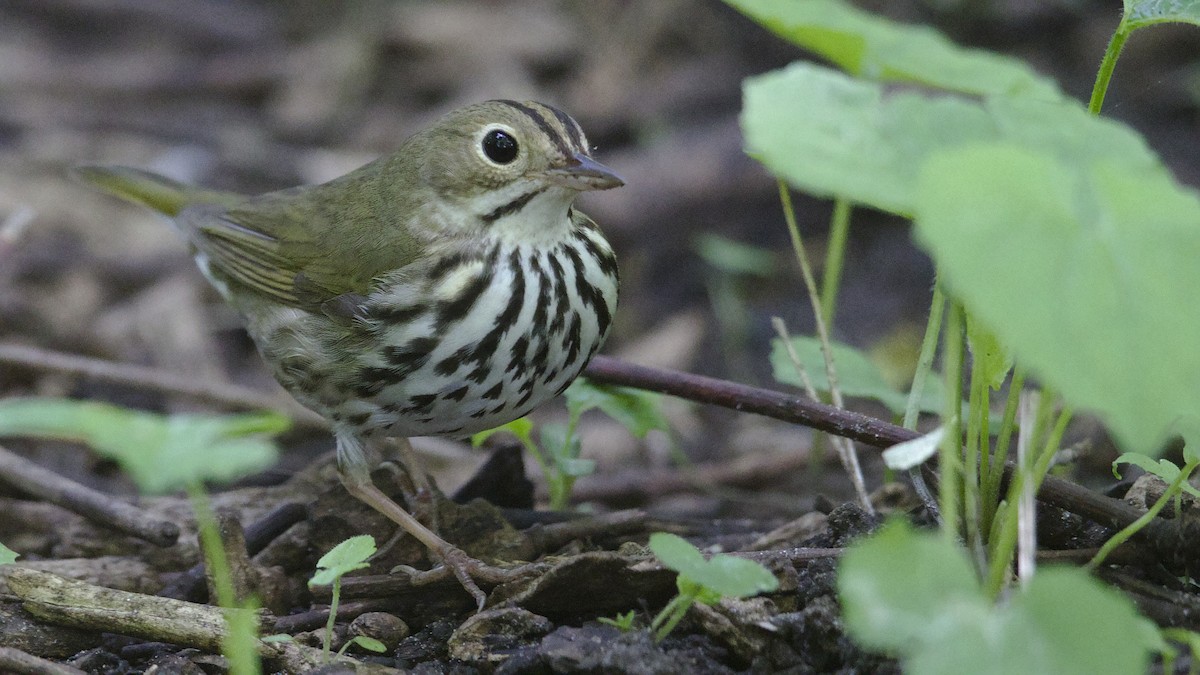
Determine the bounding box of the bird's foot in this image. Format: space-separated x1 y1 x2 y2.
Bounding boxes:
395 548 542 611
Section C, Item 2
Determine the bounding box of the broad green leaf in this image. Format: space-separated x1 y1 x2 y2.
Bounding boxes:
998 567 1158 675
310 534 375 587
841 521 1155 674
725 0 1061 98
882 425 946 470
565 379 670 439
695 233 777 277
914 145 1200 455
0 542 18 565
0 398 285 494
769 335 944 414
839 519 982 651
741 63 1161 216
690 552 779 599
649 532 707 578
650 532 777 600
1124 0 1200 28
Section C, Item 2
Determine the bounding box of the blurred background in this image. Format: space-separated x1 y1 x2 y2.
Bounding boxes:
1 0 1197 516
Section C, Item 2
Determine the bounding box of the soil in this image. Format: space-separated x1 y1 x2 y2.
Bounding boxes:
1 1 1198 673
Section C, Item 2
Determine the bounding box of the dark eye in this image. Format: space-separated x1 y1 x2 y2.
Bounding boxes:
482 129 519 164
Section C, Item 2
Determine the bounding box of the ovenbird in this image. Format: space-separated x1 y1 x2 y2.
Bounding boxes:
75 100 622 607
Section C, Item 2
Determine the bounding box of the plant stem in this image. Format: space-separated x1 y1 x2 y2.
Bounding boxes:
778 181 872 514
820 198 853 329
187 482 260 675
1088 19 1132 115
902 283 945 430
981 367 1024 539
323 578 340 661
939 301 965 540
1089 460 1200 569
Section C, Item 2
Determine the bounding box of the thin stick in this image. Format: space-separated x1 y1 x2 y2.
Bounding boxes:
0 443 178 546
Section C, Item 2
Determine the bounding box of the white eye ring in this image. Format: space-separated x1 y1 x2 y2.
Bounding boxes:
476 124 521 166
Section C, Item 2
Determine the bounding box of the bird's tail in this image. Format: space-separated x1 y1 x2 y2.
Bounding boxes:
71 165 239 217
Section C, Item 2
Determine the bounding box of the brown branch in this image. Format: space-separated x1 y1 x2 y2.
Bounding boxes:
0 443 178 547
583 357 1155 545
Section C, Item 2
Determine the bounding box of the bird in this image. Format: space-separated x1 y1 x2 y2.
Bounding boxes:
74 100 623 607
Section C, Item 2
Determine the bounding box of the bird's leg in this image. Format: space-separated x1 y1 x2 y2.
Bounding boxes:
379 437 440 534
336 433 521 610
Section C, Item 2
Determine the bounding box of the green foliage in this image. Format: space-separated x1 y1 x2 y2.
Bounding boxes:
742 64 1159 217
647 532 778 641
840 520 1160 674
770 335 943 415
597 610 638 632
1123 0 1200 28
915 145 1200 455
473 379 669 510
724 0 1061 98
0 542 18 565
694 233 776 277
338 636 386 657
309 535 376 662
0 398 286 493
1113 452 1200 500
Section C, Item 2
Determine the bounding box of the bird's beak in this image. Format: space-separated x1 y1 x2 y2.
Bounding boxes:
545 153 624 191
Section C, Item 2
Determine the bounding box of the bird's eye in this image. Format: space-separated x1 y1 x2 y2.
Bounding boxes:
481 129 519 164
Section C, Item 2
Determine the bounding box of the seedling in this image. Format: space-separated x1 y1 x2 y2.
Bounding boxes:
474 379 669 510
597 610 638 632
647 532 778 642
308 534 378 661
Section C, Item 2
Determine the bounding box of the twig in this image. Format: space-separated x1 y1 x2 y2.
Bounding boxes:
0 443 178 547
0 343 325 429
581 357 1154 541
0 647 86 675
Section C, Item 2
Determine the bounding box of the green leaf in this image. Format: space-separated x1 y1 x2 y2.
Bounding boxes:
694 233 777 277
649 532 778 600
725 0 1061 98
1123 0 1200 28
471 417 534 448
839 519 982 652
841 520 1157 674
0 398 286 494
310 534 375 587
996 567 1158 675
565 379 670 439
1113 454 1200 499
649 532 707 578
557 457 596 478
769 335 943 414
741 63 1159 216
0 541 19 565
347 636 387 653
914 145 1200 455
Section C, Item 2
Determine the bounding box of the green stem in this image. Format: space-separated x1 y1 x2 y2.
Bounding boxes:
820 198 852 329
1089 460 1199 570
981 367 1024 539
963 353 984 559
939 301 965 540
902 283 945 430
187 482 260 675
1088 19 1132 115
324 578 340 661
